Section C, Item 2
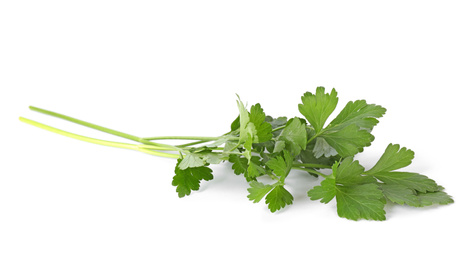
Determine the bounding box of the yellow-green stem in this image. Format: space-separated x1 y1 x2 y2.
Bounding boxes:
19 117 180 159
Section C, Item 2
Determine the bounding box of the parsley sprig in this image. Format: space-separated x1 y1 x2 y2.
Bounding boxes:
20 87 453 220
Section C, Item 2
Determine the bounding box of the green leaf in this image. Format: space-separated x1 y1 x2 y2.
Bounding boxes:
249 103 273 143
309 100 384 159
236 95 251 143
229 154 248 175
247 162 259 179
191 166 214 181
328 100 386 131
265 150 293 178
228 154 247 176
249 103 266 126
336 184 386 221
223 140 239 153
235 99 272 144
298 87 338 133
274 117 307 155
266 116 288 137
172 160 213 198
248 181 294 213
178 153 205 170
273 140 286 154
378 184 421 207
265 185 294 213
416 190 454 206
298 138 340 167
230 115 240 131
199 151 224 164
312 137 338 158
307 178 336 203
333 157 375 185
247 181 274 203
172 170 199 198
371 171 439 193
320 124 374 157
365 143 415 174
243 133 253 161
247 156 266 179
308 158 384 220
365 143 447 205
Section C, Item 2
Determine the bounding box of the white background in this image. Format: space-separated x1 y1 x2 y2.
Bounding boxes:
1 1 473 259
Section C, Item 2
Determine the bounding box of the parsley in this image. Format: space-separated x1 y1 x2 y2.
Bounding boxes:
20 87 454 220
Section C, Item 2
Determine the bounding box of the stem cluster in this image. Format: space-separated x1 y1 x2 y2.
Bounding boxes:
20 106 235 160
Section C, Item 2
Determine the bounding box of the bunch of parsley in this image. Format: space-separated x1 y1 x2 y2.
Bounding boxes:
21 87 453 220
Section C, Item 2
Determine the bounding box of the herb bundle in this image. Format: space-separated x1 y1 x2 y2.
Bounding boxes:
20 87 453 220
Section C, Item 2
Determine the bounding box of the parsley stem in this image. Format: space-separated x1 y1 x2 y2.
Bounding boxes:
271 125 286 132
176 140 210 147
306 134 319 144
19 117 180 159
143 136 238 141
292 166 329 178
292 163 331 169
138 148 180 158
28 106 180 151
306 127 327 144
29 106 142 142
